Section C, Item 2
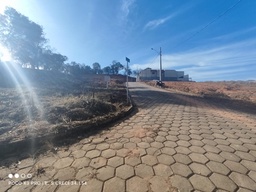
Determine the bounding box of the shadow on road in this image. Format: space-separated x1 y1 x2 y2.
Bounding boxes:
130 88 256 116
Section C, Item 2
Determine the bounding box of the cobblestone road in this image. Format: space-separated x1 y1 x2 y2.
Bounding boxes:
1 82 256 192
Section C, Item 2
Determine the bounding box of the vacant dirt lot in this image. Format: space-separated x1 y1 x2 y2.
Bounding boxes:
0 70 131 156
146 81 256 104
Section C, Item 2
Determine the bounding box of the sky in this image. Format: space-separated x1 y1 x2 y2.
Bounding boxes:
0 0 256 81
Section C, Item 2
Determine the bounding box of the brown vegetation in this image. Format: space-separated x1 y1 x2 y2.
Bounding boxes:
0 70 131 147
146 81 256 104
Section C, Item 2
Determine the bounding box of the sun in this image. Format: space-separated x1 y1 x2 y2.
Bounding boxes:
0 0 11 14
0 44 12 61
0 4 6 14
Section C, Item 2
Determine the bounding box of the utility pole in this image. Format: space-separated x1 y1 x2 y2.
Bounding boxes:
159 47 162 82
151 47 162 82
125 57 130 103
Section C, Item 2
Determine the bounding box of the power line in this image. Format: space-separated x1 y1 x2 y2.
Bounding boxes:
173 0 243 49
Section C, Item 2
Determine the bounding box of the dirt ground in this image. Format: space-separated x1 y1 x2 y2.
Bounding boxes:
0 72 130 148
146 81 256 104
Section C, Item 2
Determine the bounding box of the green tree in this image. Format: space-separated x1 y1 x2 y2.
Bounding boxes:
41 49 67 71
0 7 47 68
81 64 92 74
111 60 124 74
127 68 132 76
92 62 101 74
103 66 111 74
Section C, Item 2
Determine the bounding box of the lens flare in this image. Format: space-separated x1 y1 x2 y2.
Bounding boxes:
2 60 45 153
0 45 12 62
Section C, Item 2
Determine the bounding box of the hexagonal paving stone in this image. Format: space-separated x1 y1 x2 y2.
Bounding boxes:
170 175 193 192
103 177 125 192
135 163 154 179
108 156 124 167
71 157 90 169
235 151 256 161
57 150 71 158
82 144 96 151
125 156 141 166
71 150 86 158
241 160 256 171
224 160 248 174
249 171 256 182
1 180 8 191
18 158 35 169
85 149 101 158
56 184 80 192
220 151 241 162
36 156 57 168
54 167 76 180
230 172 256 190
157 154 175 165
153 164 173 177
203 145 221 154
96 166 115 181
33 184 57 192
149 176 176 192
90 157 107 169
230 144 249 152
158 131 168 136
141 155 158 166
160 147 176 156
137 142 151 149
130 137 142 143
96 143 110 150
116 164 134 179
189 153 209 164
189 174 215 192
205 152 225 163
177 140 191 147
80 179 103 192
175 146 191 155
189 162 211 176
210 173 238 191
75 167 94 180
142 137 155 143
178 134 191 141
189 146 206 154
124 142 137 149
202 139 217 146
116 148 130 157
155 136 166 142
54 157 74 169
166 135 178 142
206 161 230 176
173 153 192 165
163 141 177 148
109 142 123 150
151 141 164 149
171 163 193 178
217 144 235 153
146 147 161 155
101 149 116 158
127 176 149 192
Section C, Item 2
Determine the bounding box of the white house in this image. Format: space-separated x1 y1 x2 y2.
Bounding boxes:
138 68 189 81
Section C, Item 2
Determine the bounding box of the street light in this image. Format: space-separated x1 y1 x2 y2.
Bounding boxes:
151 47 162 82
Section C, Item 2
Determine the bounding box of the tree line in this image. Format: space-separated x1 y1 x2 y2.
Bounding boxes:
0 7 132 76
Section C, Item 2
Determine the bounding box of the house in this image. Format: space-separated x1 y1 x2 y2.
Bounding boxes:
138 68 189 81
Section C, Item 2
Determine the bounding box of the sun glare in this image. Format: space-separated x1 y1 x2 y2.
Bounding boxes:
0 44 12 61
0 1 7 14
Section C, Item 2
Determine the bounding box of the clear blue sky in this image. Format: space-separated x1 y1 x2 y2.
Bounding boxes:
1 0 256 81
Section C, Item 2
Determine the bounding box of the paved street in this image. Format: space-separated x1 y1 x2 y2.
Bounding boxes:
1 82 256 192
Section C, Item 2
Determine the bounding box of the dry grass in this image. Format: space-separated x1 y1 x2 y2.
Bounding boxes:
0 72 129 144
146 81 256 104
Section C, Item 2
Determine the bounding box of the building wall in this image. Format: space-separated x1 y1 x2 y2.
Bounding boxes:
139 69 189 81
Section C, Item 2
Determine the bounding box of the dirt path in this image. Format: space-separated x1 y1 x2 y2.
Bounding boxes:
1 82 256 192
